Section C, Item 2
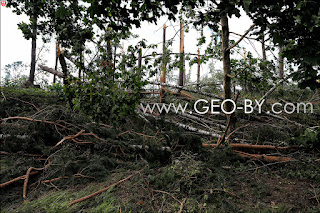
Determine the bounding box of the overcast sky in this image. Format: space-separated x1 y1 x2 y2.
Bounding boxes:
1 4 266 84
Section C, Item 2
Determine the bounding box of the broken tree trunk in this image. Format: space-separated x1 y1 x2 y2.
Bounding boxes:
39 65 64 78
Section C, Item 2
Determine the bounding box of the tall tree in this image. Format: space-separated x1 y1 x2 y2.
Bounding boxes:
7 0 48 85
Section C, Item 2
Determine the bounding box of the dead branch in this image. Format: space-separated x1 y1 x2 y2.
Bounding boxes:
23 167 44 199
138 109 221 138
0 171 39 188
55 130 85 146
166 119 221 138
225 124 251 141
233 150 294 162
154 189 182 204
8 97 39 111
68 168 144 207
1 116 67 129
178 198 187 213
255 75 290 108
226 24 255 51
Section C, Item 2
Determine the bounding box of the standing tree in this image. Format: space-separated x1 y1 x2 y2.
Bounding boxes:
7 0 48 86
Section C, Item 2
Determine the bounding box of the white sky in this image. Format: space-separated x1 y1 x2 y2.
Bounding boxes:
1 4 268 85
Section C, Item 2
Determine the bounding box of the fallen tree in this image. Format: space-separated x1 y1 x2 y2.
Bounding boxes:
202 143 295 151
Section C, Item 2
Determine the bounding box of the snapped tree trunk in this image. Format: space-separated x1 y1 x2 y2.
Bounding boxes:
58 53 73 108
53 42 59 84
28 16 37 85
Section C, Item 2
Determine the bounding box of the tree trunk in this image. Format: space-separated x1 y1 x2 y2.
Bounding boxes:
178 22 185 87
58 53 73 108
261 33 266 60
197 49 200 91
53 42 59 84
160 24 167 103
221 12 232 114
28 16 37 85
278 47 284 79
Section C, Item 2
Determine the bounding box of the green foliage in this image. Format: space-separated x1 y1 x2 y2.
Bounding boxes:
290 128 320 150
18 185 119 213
1 62 29 87
231 53 277 94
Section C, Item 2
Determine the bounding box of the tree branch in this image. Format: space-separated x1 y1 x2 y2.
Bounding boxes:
226 24 255 52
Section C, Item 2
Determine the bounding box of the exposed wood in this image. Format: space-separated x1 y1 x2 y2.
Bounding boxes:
178 198 187 213
202 143 295 150
0 171 39 188
234 150 294 162
68 168 144 207
23 167 44 199
55 130 85 146
179 22 185 87
39 65 64 78
160 24 167 103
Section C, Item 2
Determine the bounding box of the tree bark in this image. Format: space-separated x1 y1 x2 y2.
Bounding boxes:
197 49 200 91
53 42 59 84
261 33 266 60
178 22 185 87
221 10 232 119
28 16 37 85
278 47 284 79
58 53 73 108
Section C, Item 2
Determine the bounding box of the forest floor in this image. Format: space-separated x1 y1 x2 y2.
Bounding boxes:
0 87 319 212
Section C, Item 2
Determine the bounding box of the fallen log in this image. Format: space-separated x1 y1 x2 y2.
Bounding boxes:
139 110 221 138
148 81 223 100
233 150 294 162
202 143 295 151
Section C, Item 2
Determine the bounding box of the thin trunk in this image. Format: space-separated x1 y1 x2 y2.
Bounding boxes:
279 47 284 79
160 24 166 103
138 48 142 69
178 22 185 86
53 43 58 84
261 33 266 60
28 16 37 85
197 49 200 92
